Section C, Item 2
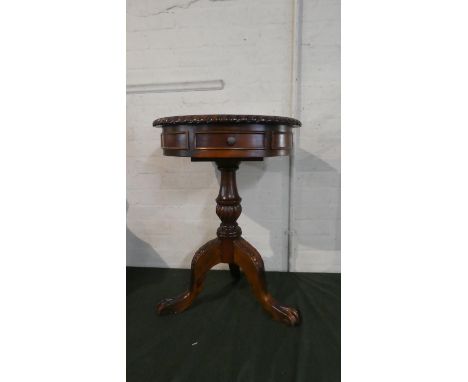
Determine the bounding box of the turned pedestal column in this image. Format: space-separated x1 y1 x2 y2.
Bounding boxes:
153 114 301 326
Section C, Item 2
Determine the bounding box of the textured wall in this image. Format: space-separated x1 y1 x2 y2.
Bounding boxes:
127 0 293 270
291 0 341 272
126 0 341 272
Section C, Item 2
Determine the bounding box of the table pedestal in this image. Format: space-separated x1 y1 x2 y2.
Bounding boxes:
156 160 300 326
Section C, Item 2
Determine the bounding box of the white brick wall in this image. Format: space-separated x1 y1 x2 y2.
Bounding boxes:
126 0 341 272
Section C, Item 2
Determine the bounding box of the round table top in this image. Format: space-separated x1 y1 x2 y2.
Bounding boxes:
153 114 301 127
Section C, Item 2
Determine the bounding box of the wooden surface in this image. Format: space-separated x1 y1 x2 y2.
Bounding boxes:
154 114 300 159
153 114 301 127
154 115 301 325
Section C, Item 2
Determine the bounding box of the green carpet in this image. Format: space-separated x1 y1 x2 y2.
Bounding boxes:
127 267 340 382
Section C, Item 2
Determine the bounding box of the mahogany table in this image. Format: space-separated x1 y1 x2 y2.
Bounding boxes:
153 114 301 326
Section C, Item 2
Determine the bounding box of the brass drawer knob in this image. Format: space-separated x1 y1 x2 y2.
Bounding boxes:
226 136 236 146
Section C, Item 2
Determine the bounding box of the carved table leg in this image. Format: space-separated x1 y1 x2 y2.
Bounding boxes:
157 238 221 315
233 238 301 326
156 159 300 326
228 263 241 280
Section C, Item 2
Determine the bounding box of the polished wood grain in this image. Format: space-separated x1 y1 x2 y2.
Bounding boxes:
195 131 265 150
155 115 301 326
157 124 296 159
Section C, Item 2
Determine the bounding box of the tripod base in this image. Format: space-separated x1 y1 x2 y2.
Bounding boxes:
156 237 300 326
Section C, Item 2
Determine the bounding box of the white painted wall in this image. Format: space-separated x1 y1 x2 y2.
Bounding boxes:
126 0 340 272
290 0 341 272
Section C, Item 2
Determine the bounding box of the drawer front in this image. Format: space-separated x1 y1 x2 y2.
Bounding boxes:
271 132 292 150
195 132 265 150
161 131 189 149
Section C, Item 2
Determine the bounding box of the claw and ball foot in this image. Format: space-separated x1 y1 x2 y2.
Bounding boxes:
156 239 220 315
233 238 300 326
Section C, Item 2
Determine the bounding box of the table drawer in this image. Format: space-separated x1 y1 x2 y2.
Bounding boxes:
195 132 265 150
161 131 189 149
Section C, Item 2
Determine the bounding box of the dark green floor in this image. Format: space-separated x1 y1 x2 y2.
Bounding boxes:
127 267 340 382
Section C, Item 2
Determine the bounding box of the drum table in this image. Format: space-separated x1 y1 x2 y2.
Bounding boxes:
153 114 301 326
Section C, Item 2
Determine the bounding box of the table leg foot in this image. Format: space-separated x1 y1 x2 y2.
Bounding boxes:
233 238 301 326
156 238 220 316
